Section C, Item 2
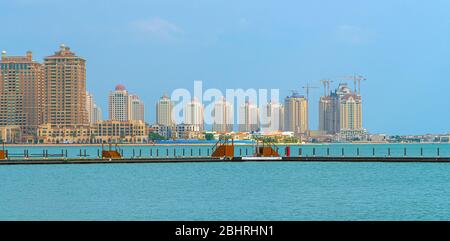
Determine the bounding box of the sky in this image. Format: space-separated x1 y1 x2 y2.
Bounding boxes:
1 0 450 135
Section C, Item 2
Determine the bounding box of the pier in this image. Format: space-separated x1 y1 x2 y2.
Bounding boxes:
1 141 450 165
1 156 450 165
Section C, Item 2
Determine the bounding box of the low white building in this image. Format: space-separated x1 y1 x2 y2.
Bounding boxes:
336 129 368 142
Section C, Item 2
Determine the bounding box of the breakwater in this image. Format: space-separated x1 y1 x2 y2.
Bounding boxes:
1 156 450 165
1 143 450 165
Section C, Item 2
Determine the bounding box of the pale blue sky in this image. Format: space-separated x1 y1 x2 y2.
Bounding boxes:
1 0 450 134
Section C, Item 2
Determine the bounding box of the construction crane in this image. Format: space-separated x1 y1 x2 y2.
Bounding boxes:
302 82 319 101
300 83 318 134
341 75 366 94
290 89 300 97
319 79 333 96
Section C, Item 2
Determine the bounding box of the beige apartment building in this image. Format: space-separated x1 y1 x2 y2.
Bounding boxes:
319 83 362 135
37 123 93 144
284 93 308 135
0 50 44 142
43 44 88 126
129 94 145 122
340 94 362 130
156 94 174 126
94 120 148 143
2 46 152 144
318 85 344 135
37 120 149 144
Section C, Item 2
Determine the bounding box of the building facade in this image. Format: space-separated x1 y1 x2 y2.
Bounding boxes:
86 91 102 124
86 91 94 123
212 97 234 133
149 124 173 139
261 101 284 132
37 123 92 144
92 103 102 124
340 94 363 130
94 120 148 143
109 85 144 122
0 50 43 141
37 120 148 144
174 123 204 139
238 101 259 132
319 95 333 134
284 93 308 135
129 94 145 122
319 83 363 135
109 84 129 122
43 45 88 126
156 94 174 126
318 85 344 134
0 126 21 143
184 98 204 131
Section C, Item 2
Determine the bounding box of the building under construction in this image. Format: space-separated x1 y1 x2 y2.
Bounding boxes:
318 78 364 136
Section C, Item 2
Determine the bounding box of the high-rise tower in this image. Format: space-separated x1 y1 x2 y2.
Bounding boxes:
340 93 362 131
0 50 43 140
43 45 87 126
261 101 284 132
156 94 174 126
108 84 129 122
238 101 259 132
319 83 363 134
86 91 102 124
129 94 145 122
284 92 308 135
184 98 204 131
212 97 234 133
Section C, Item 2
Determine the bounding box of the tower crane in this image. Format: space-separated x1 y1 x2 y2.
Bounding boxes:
300 83 318 134
302 82 319 101
341 75 366 94
319 79 333 96
290 89 300 97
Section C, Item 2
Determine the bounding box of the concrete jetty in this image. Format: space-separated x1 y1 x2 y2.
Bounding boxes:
1 156 450 165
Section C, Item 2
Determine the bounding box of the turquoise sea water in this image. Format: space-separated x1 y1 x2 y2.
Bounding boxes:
2 161 450 220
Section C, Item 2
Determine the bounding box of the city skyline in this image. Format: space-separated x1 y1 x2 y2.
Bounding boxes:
2 45 448 138
2 1 450 135
0 47 371 133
